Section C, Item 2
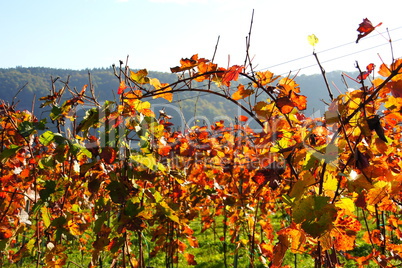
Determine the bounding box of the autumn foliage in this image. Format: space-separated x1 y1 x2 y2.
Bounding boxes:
1 18 402 268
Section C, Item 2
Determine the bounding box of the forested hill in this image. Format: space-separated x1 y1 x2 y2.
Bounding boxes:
0 67 360 126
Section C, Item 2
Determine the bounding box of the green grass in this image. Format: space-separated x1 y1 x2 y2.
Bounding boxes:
1 214 397 268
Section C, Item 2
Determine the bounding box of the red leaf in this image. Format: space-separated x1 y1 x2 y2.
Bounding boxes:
222 65 243 86
184 253 197 265
238 115 248 122
117 81 127 95
357 63 375 81
100 146 117 164
356 18 382 43
0 228 12 239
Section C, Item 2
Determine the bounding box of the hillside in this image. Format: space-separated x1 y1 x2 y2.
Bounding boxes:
0 67 361 127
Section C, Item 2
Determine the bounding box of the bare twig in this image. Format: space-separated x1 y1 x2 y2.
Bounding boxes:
244 9 256 79
313 51 334 101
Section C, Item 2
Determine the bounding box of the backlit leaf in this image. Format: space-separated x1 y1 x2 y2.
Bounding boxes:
170 54 199 73
307 34 319 47
222 65 243 86
276 97 294 114
130 69 150 84
293 196 337 238
231 84 253 100
41 207 51 228
356 18 382 43
117 80 127 94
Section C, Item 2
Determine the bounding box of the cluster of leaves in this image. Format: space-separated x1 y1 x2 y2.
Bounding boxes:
1 18 402 268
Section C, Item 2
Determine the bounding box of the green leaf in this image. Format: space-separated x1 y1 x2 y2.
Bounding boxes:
289 173 315 201
51 216 67 228
38 155 55 169
0 145 21 163
39 131 55 146
125 200 143 217
18 121 35 137
76 107 100 135
292 196 337 238
39 180 56 201
70 143 92 158
158 201 180 224
106 180 128 204
50 105 63 121
93 212 107 234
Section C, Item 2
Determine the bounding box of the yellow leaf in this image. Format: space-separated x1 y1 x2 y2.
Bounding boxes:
336 198 355 214
130 69 150 84
41 207 51 228
323 172 338 191
254 70 280 87
307 34 319 47
68 220 83 236
149 78 173 102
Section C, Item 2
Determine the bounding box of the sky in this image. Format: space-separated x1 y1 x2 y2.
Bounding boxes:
1 0 401 76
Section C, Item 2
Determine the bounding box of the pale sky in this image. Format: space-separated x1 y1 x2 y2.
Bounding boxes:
1 0 401 75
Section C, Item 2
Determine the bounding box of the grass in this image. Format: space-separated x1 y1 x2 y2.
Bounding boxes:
1 212 397 268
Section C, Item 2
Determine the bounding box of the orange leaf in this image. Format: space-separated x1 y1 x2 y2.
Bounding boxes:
170 54 199 73
238 115 248 122
388 80 402 98
271 233 289 268
363 229 383 246
140 108 155 117
222 65 243 86
195 61 217 82
150 78 173 102
356 18 382 43
276 97 294 114
0 228 12 239
79 85 88 96
231 84 253 100
157 145 171 156
187 236 199 248
254 70 280 87
290 92 307 111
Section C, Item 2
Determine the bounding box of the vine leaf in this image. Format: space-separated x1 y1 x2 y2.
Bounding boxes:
357 63 375 81
222 65 243 86
117 81 127 95
170 54 199 73
231 84 253 100
367 115 387 142
307 34 319 47
150 78 173 102
276 97 294 114
270 232 289 267
130 69 150 84
292 196 337 238
356 18 382 43
238 115 248 122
